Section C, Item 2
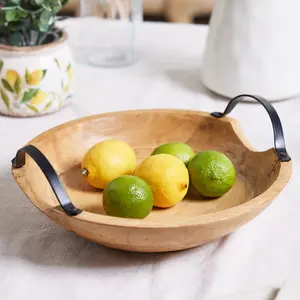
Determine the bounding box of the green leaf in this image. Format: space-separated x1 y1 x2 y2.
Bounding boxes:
14 75 21 95
0 6 18 11
41 3 51 12
5 10 17 22
52 5 62 14
9 32 24 47
0 60 3 73
61 0 71 6
66 63 71 71
40 10 52 24
18 9 28 18
37 22 50 33
42 69 47 79
21 88 39 103
54 58 60 69
0 88 10 109
11 0 20 4
2 79 14 93
25 68 31 84
0 14 5 26
44 101 52 111
27 104 39 113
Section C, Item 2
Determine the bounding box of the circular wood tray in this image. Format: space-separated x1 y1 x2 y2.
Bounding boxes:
11 95 292 252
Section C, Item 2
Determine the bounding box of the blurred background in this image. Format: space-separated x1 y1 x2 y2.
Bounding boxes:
61 0 213 24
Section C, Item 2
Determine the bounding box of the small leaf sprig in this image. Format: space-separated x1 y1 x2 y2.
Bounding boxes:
0 0 70 47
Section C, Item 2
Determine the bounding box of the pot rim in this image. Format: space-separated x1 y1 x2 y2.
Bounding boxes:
0 29 68 53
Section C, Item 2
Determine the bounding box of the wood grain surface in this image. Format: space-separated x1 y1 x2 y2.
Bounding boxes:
12 109 292 252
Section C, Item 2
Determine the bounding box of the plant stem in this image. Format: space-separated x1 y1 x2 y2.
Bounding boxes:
37 32 48 45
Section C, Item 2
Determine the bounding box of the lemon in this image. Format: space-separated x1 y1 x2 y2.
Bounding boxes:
81 139 136 189
151 142 195 165
26 70 46 85
5 70 19 88
188 151 235 197
29 90 48 105
103 175 153 219
67 66 72 82
135 154 189 208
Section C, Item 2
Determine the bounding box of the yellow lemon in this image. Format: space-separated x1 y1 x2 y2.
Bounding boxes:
64 84 70 93
30 90 48 105
135 154 189 208
5 70 19 88
67 67 72 82
27 70 45 85
81 139 136 189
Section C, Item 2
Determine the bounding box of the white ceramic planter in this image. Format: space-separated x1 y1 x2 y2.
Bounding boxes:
0 30 73 117
201 0 300 101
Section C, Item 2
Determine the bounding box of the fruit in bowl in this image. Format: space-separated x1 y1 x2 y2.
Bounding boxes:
188 151 236 198
81 139 235 219
151 142 195 165
135 154 189 208
103 175 153 219
81 139 136 189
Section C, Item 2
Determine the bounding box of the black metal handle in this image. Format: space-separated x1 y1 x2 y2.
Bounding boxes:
12 145 82 216
211 94 291 162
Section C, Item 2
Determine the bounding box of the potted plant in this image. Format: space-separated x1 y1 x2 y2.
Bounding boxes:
0 0 73 117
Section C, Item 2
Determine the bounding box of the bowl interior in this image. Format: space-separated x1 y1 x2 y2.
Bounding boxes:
22 110 281 222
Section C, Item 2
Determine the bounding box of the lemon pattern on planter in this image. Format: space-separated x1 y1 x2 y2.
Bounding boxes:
64 64 72 93
0 59 73 114
26 69 47 86
54 58 73 96
0 68 22 110
3 70 21 95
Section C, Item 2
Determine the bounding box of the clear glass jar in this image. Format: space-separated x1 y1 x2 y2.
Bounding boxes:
79 0 142 67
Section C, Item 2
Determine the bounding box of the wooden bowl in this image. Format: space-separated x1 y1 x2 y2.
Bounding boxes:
12 95 292 252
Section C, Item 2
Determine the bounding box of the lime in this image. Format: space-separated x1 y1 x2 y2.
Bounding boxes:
81 139 136 189
103 175 153 219
151 142 195 165
188 151 235 197
135 154 189 208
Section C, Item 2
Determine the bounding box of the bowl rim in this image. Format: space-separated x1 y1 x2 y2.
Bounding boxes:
12 109 293 229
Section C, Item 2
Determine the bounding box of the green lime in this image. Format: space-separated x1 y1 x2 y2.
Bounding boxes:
151 142 195 165
188 151 235 197
103 175 153 219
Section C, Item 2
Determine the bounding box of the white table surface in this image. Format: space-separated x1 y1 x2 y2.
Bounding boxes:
1 20 300 300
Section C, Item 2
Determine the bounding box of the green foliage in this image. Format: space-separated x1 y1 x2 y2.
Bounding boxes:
0 0 70 46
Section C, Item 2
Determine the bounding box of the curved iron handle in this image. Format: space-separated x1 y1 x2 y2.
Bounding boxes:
12 145 82 216
211 94 291 162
